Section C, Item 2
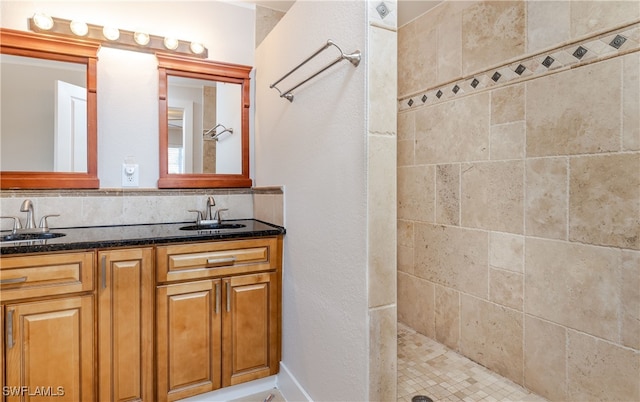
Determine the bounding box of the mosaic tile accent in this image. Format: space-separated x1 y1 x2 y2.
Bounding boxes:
397 323 548 402
399 22 640 112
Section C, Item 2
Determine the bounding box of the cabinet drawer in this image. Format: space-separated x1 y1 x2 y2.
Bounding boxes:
0 251 95 301
156 237 278 283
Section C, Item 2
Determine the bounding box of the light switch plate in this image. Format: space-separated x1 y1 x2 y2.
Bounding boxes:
122 163 139 187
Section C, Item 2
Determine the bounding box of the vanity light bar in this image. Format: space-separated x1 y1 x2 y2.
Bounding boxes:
28 15 208 58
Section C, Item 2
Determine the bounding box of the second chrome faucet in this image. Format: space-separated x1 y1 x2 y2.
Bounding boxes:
189 196 229 225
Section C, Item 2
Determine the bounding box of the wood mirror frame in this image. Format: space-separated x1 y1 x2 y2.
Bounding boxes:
157 54 252 188
0 28 100 189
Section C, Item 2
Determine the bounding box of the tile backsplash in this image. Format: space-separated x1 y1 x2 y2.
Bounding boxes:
0 187 283 231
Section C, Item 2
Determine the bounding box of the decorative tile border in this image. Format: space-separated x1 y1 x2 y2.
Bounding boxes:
399 21 640 112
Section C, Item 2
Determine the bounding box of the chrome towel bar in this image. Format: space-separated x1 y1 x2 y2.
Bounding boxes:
270 39 361 102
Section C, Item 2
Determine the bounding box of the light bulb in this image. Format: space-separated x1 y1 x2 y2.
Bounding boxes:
102 26 120 41
70 20 89 36
33 13 54 30
134 32 150 46
190 42 205 55
163 37 179 50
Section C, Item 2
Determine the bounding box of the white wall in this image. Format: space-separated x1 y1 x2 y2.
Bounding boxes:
0 1 255 188
255 1 369 400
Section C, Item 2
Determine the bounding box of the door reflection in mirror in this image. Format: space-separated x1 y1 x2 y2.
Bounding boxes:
167 76 242 175
0 54 87 172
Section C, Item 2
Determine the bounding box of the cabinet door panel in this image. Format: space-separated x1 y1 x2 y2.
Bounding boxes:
223 272 278 386
98 248 154 402
157 280 221 402
5 296 94 402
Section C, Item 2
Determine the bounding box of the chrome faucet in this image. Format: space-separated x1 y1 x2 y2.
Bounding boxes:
1 200 59 233
20 199 36 229
206 196 216 221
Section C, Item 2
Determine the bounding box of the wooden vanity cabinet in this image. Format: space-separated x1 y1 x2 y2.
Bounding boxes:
156 279 222 401
156 236 282 402
0 251 96 401
0 234 283 402
97 247 154 402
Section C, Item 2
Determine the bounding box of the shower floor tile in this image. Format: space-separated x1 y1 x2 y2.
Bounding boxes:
398 323 548 402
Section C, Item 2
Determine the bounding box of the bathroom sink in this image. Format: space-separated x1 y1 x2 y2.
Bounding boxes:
0 232 66 243
179 223 246 231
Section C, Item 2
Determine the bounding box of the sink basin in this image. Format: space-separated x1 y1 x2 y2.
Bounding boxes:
180 223 246 231
0 232 66 243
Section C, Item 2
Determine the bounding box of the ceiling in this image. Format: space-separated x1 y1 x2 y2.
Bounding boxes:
247 0 442 27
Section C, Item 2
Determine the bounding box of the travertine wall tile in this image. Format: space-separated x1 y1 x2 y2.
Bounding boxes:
526 59 621 157
398 245 414 275
461 1 525 75
460 294 524 384
415 93 490 164
570 153 640 250
525 158 568 240
369 26 398 136
621 250 640 349
369 306 397 402
398 221 414 275
398 272 435 338
397 111 415 166
570 1 640 38
567 330 640 402
397 139 414 167
414 223 488 298
461 161 524 234
369 135 397 308
396 2 640 398
435 164 460 225
489 268 523 310
398 165 435 221
253 194 284 226
436 9 462 84
525 238 620 343
524 316 567 402
489 231 524 273
397 110 415 142
623 53 640 151
435 285 460 350
397 220 413 249
398 20 437 97
491 84 524 125
490 122 525 160
526 1 570 53
0 191 255 230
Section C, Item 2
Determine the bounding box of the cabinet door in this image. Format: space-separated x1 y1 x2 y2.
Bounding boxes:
4 296 94 401
98 248 154 402
222 272 279 387
156 280 222 402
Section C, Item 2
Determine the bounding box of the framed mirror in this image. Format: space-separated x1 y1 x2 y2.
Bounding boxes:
157 54 252 188
0 28 100 189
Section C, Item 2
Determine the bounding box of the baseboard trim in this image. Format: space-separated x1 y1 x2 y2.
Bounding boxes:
178 376 277 401
277 362 313 402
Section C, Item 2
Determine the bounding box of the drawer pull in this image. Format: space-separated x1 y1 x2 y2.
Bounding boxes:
226 282 231 312
7 309 14 349
0 276 27 285
207 257 236 265
101 256 107 289
215 283 220 314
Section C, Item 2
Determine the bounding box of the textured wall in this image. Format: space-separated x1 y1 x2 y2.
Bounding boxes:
397 1 639 401
255 1 369 400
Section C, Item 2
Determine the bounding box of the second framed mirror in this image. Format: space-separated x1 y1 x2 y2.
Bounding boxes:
157 54 252 188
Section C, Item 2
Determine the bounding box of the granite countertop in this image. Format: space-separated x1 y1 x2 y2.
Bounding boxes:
0 219 285 255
